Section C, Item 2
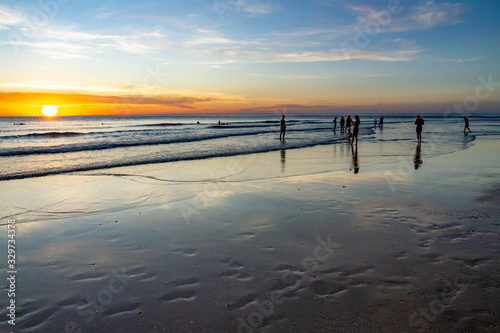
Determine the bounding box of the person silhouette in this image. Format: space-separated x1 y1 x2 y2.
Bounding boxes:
280 115 286 141
333 117 337 132
346 115 352 132
379 116 384 128
414 115 424 144
464 117 471 133
340 116 345 133
351 115 360 146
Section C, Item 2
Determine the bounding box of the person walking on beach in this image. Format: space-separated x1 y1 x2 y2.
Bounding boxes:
346 115 352 132
464 117 471 133
280 115 286 141
351 115 360 146
333 117 337 132
379 116 384 128
414 115 424 144
340 116 345 133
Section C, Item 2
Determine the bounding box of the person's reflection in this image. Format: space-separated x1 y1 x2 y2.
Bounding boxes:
351 145 359 174
280 149 286 173
462 134 470 150
413 144 423 170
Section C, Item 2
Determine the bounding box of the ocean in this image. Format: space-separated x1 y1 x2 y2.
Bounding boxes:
1 113 499 181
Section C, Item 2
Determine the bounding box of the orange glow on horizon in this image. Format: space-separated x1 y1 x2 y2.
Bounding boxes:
1 90 497 117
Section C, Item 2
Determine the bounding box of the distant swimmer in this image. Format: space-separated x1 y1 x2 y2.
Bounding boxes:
414 115 424 144
346 115 352 131
333 117 337 132
340 116 345 133
351 115 360 146
379 116 384 128
280 115 286 141
464 117 471 133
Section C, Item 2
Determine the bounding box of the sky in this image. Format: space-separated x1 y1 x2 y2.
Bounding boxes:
0 0 499 116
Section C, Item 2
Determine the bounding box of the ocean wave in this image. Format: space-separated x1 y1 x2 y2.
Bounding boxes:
138 122 185 127
0 127 335 157
0 131 84 139
0 136 346 181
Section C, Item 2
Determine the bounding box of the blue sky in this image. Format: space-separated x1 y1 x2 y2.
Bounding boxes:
0 0 499 115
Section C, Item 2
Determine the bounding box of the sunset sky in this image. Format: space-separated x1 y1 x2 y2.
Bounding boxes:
1 0 499 116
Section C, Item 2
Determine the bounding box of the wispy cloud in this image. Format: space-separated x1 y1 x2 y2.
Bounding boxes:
212 0 278 18
0 3 25 26
410 1 464 29
349 0 466 33
2 25 168 58
237 0 277 16
0 3 169 59
247 73 325 79
435 56 485 63
272 48 421 63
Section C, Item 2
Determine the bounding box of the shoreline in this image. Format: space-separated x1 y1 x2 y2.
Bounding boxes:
0 136 499 332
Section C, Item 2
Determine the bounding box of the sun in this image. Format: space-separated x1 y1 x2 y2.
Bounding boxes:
41 105 59 117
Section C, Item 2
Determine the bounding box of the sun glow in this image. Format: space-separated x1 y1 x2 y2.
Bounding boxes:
41 105 59 117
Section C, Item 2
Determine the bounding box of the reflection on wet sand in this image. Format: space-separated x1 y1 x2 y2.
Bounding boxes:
280 149 286 173
414 144 423 170
351 145 359 174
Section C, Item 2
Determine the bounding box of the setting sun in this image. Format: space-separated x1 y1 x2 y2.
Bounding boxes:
41 105 59 117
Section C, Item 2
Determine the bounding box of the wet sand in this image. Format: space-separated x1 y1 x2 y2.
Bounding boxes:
1 136 499 332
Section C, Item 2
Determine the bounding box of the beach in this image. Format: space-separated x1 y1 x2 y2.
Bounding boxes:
1 124 499 332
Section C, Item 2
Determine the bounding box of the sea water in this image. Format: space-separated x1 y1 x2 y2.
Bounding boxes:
0 113 498 180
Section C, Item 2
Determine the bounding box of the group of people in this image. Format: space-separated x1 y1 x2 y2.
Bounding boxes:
280 115 472 145
374 116 383 127
331 115 361 145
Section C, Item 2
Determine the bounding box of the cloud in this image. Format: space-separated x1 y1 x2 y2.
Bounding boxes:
0 91 217 110
348 0 466 33
0 3 25 27
410 1 464 28
237 0 277 16
272 48 421 63
246 73 326 79
2 23 169 58
0 3 169 59
212 0 278 18
435 56 485 63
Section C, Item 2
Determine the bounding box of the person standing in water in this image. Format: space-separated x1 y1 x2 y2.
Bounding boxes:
340 116 345 133
464 117 471 133
379 116 384 128
351 115 360 146
414 115 424 144
280 115 286 141
333 117 337 132
346 115 352 132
